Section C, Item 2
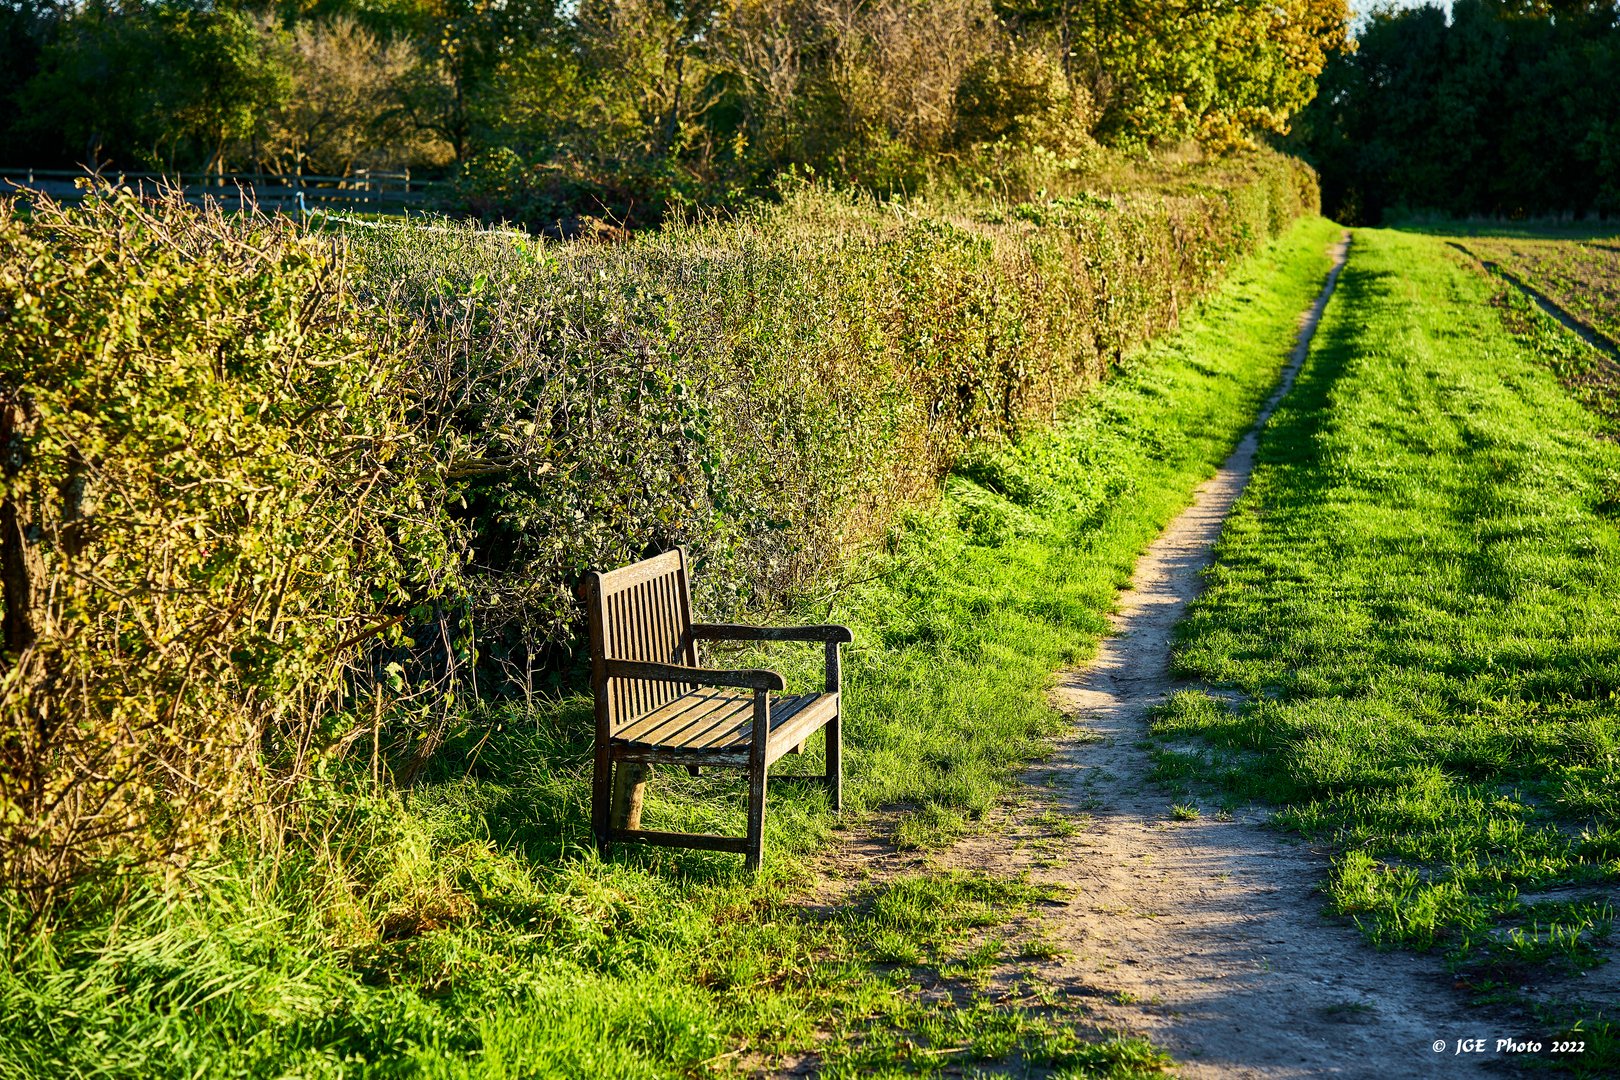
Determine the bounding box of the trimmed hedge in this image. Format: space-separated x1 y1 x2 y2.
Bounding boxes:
355 151 1318 676
0 191 460 901
0 152 1316 892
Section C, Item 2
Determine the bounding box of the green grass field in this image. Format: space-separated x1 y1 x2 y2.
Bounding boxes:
1155 228 1620 1068
0 217 1345 1078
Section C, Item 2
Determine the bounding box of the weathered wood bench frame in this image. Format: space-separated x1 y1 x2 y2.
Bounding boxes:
579 548 852 871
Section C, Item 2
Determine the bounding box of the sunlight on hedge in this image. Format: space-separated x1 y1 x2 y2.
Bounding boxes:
0 188 463 904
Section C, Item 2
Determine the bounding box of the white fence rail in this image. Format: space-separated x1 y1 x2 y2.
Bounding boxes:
0 168 442 215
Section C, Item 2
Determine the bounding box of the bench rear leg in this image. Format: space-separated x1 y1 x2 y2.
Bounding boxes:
591 748 613 856
611 762 650 831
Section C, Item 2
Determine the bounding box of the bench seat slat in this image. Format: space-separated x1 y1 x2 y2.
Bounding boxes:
614 688 748 744
765 695 840 766
611 690 838 755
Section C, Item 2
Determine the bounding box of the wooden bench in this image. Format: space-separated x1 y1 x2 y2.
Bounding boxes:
579 548 851 871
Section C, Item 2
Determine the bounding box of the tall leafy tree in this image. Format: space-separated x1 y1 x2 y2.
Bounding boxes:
1292 0 1620 220
261 15 434 175
394 0 560 161
996 0 1351 147
23 1 290 172
0 0 71 164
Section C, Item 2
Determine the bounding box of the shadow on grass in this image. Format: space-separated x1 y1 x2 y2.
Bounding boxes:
410 696 842 886
1388 219 1620 242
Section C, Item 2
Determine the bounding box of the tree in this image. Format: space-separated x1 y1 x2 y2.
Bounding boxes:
996 0 1351 148
395 0 559 162
23 1 290 173
0 0 71 164
952 43 1093 152
260 15 437 175
1291 0 1620 220
164 4 292 176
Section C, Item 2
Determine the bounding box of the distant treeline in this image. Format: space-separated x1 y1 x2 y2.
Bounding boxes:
1292 0 1620 223
0 0 1349 225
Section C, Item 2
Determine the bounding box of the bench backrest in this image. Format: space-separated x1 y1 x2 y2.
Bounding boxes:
580 548 699 735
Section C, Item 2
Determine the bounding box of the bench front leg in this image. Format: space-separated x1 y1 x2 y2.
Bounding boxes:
592 744 614 855
825 638 843 813
745 688 770 872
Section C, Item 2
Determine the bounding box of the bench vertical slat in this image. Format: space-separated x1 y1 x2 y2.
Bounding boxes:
642 578 659 704
654 570 685 707
635 579 654 705
651 575 670 709
634 582 649 718
668 575 685 689
677 548 698 667
642 579 659 710
628 582 645 719
631 580 644 719
643 578 660 708
612 590 631 730
658 572 675 659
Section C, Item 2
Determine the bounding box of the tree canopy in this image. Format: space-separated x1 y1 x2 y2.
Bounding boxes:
0 0 1353 221
1291 0 1620 221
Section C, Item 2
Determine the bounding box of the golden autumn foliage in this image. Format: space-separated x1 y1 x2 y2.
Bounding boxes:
0 188 462 904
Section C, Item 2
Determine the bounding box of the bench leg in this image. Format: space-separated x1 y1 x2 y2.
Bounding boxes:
826 713 842 814
611 762 651 831
823 640 843 815
591 747 613 856
745 762 768 873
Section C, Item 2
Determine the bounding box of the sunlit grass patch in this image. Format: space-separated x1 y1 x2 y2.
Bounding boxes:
1163 226 1620 1055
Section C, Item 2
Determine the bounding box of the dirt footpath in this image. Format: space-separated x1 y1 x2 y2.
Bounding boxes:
945 235 1517 1077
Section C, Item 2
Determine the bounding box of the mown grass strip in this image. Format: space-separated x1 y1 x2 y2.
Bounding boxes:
0 215 1344 1079
1158 227 1620 1069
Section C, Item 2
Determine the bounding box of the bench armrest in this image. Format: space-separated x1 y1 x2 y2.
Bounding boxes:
603 658 785 692
690 622 854 644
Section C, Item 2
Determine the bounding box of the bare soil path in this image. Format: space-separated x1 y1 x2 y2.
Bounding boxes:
942 235 1515 1077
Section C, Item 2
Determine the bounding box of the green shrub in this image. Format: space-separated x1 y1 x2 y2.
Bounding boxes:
352 153 1318 675
0 188 461 904
953 45 1096 156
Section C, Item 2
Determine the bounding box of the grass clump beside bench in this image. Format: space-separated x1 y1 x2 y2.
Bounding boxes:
0 215 1345 1077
